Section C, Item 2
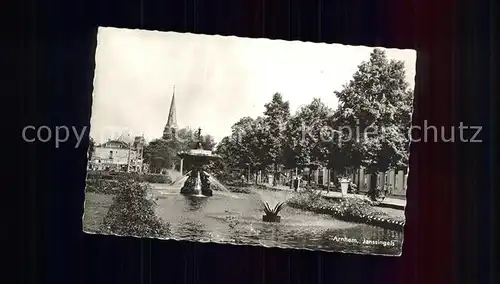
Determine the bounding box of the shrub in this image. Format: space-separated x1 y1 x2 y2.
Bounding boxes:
86 171 115 180
85 179 121 195
100 181 170 238
254 183 281 191
224 183 281 194
86 171 172 184
141 174 171 184
226 181 249 187
227 186 252 194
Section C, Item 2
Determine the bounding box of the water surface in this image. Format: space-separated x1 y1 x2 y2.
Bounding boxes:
152 183 403 255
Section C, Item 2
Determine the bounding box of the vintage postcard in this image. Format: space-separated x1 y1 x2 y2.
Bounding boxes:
84 27 415 256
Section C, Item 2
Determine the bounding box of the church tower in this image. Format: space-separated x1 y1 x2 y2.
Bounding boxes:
162 85 178 141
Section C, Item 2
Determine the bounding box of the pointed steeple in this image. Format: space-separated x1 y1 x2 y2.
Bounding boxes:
163 85 178 140
166 85 178 129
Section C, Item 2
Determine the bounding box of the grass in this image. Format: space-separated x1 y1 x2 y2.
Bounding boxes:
83 193 115 233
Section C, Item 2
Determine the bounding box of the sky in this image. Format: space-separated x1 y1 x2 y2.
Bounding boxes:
90 27 416 144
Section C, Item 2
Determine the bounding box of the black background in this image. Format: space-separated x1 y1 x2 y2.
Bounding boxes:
15 0 497 283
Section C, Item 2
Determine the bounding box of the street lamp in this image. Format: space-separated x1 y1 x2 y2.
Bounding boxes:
245 162 251 183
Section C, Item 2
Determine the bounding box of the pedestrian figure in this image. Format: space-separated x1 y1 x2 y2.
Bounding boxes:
293 176 299 191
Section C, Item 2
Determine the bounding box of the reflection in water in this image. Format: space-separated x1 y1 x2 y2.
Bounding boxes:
183 195 209 212
152 184 404 255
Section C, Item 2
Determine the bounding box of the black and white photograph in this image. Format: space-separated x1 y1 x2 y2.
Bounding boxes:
84 27 415 256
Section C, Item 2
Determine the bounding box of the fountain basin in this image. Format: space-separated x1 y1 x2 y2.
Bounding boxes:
180 187 201 195
262 215 281 223
201 189 213 196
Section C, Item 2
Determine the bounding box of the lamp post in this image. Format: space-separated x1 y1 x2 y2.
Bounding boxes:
126 140 132 173
245 163 251 184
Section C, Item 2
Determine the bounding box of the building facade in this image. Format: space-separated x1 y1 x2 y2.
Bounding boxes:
88 136 146 172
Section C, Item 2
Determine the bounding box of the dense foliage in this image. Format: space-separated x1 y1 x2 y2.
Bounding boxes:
100 181 170 238
332 48 413 174
86 171 172 184
85 179 121 195
284 98 333 174
142 139 175 173
215 48 413 185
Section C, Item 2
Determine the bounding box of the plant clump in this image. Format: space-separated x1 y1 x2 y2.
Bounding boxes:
262 201 285 223
100 181 170 238
263 201 285 217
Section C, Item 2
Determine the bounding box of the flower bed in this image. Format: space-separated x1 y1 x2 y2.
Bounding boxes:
225 183 283 193
256 184 282 191
287 191 405 231
141 174 171 184
226 186 252 194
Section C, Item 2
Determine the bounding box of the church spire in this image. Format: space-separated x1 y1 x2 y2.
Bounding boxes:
163 85 178 140
166 85 177 129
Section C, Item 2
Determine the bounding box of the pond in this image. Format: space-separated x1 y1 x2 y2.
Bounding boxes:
151 184 403 256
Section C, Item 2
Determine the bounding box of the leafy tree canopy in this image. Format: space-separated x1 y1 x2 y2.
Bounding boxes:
332 48 413 173
261 93 291 177
143 139 175 173
284 98 333 170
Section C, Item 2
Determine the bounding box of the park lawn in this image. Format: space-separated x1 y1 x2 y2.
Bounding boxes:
83 192 115 233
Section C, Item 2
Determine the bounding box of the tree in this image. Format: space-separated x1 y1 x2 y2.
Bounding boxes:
214 136 239 169
215 116 269 183
200 134 216 151
173 128 194 152
262 93 291 185
175 127 216 151
143 139 174 173
284 98 333 183
210 136 235 180
333 48 413 185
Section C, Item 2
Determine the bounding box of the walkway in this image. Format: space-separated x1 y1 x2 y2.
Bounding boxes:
271 185 406 210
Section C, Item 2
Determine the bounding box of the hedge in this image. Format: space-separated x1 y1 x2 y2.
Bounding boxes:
86 171 172 184
85 179 121 195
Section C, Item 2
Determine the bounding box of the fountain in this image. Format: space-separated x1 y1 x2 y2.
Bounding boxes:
178 128 222 197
